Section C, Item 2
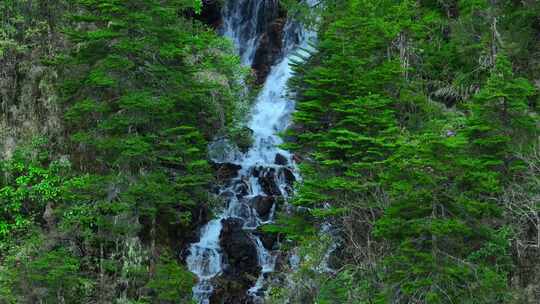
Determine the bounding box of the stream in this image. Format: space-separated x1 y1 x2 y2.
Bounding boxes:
186 1 315 303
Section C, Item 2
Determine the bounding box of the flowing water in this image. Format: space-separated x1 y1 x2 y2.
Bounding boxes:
187 1 315 303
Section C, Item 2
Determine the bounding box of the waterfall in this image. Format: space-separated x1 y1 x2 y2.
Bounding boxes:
187 1 316 303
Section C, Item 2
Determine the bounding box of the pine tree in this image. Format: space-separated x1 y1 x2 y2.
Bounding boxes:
466 54 536 163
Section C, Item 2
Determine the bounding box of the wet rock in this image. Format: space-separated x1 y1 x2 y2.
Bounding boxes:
234 180 250 198
210 184 221 194
274 153 288 166
252 18 285 84
273 251 291 272
192 204 210 228
208 138 242 163
210 278 254 304
251 166 262 178
227 201 255 226
216 218 261 303
220 219 260 275
281 167 296 186
253 229 277 251
216 163 242 182
219 190 236 201
328 243 345 271
199 0 222 28
259 168 281 196
250 195 276 219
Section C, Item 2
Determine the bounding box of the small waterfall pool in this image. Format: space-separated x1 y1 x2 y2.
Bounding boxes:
186 1 316 303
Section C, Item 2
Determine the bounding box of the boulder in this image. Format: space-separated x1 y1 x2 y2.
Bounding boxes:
250 195 276 219
259 168 281 196
216 163 242 182
220 219 260 275
199 0 223 28
280 167 296 186
252 18 286 84
253 229 277 251
234 180 250 198
210 278 254 304
251 166 261 178
216 218 261 303
274 153 288 165
208 138 242 163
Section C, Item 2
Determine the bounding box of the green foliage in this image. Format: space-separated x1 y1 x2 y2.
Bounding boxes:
262 213 316 242
3 0 540 302
1 0 247 303
466 54 537 157
278 0 539 302
0 234 92 304
25 248 85 301
373 125 511 302
146 254 196 303
0 139 71 242
54 1 247 276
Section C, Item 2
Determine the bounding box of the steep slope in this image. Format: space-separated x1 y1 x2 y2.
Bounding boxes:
187 1 315 303
0 1 249 303
270 1 540 303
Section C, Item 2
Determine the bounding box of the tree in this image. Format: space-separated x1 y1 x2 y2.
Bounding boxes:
466 54 536 162
146 254 196 303
375 129 510 303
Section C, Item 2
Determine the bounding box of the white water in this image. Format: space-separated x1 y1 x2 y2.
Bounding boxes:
222 0 280 65
187 1 316 303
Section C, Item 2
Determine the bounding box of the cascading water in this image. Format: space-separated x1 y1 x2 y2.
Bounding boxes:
222 0 280 65
187 1 316 303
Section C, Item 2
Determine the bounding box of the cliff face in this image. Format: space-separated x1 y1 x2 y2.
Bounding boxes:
0 2 67 159
0 50 63 158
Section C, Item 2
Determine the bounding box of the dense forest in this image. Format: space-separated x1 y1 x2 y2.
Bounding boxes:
0 0 538 303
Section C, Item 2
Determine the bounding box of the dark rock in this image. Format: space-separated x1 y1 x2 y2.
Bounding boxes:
273 251 291 272
250 195 276 219
328 243 345 271
210 277 254 304
220 219 260 275
210 184 221 194
199 1 222 28
219 190 236 201
215 218 261 303
274 153 288 166
234 180 250 198
292 153 303 164
252 17 286 83
259 168 281 196
216 163 242 182
253 229 278 251
280 167 296 186
251 166 262 178
192 203 210 227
